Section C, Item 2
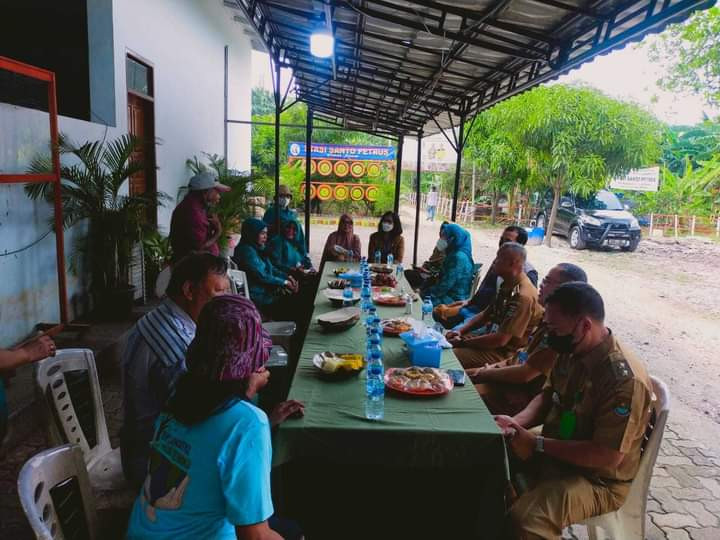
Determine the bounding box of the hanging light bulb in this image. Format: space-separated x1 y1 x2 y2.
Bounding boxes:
310 28 334 58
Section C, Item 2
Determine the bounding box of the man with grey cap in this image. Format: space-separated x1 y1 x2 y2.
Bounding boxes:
169 171 230 261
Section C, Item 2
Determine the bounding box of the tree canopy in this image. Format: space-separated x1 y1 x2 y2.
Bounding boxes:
465 85 663 245
648 7 720 108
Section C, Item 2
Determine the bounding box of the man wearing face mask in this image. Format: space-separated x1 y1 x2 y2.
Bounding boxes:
495 282 654 540
468 263 588 416
447 242 543 369
434 225 538 329
263 184 307 257
170 172 230 261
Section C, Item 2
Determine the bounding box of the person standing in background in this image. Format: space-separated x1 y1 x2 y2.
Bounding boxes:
426 185 439 221
169 172 230 261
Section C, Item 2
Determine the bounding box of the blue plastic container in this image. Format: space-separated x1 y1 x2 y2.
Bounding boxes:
399 331 442 367
339 271 363 288
526 227 544 246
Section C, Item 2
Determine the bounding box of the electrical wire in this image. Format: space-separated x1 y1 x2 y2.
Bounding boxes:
0 229 53 257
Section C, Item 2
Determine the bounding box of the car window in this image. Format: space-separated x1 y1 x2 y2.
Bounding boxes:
575 190 623 211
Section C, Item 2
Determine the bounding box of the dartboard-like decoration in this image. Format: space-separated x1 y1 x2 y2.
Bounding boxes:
366 163 381 177
317 160 333 176
311 160 317 174
350 161 365 178
310 184 317 199
333 160 349 177
333 184 349 200
317 184 333 201
349 185 365 201
365 185 379 202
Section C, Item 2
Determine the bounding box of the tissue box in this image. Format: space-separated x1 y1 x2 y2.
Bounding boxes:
399 331 442 367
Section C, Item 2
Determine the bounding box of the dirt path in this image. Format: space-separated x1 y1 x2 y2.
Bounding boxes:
308 207 720 448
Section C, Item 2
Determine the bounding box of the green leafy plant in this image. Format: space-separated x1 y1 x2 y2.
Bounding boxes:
25 134 167 300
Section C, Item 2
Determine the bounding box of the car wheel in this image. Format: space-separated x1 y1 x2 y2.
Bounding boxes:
569 226 586 250
536 214 546 232
622 237 640 252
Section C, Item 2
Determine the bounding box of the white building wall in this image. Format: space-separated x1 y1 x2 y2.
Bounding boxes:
0 0 252 345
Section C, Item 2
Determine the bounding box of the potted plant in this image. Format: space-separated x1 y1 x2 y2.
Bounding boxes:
26 134 165 319
185 153 254 256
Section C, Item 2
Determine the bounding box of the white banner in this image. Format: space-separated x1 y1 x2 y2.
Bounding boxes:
610 166 660 192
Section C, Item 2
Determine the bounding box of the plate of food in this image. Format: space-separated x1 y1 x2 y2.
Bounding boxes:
373 292 406 307
327 278 350 289
381 318 413 336
384 367 453 396
333 267 351 276
324 289 361 307
317 307 361 332
370 264 394 274
371 273 397 287
312 352 365 379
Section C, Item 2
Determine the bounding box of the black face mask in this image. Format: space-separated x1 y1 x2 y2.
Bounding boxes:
546 331 576 354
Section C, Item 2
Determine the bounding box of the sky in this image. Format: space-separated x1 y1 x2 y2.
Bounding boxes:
252 34 716 126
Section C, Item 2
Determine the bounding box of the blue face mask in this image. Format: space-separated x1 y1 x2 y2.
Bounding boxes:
436 238 448 251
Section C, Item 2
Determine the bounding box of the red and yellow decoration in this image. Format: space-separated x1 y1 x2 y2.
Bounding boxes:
333 184 349 200
365 185 379 202
366 162 381 177
310 160 317 174
317 160 333 176
350 161 365 178
333 160 350 177
349 185 366 201
316 184 333 201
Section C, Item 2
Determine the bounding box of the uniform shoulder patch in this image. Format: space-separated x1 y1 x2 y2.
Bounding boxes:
613 403 631 417
610 355 634 381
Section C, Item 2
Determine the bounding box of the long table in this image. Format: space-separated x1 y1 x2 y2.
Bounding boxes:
273 262 509 539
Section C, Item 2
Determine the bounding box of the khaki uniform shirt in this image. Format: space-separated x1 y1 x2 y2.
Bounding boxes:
542 331 654 483
483 272 544 353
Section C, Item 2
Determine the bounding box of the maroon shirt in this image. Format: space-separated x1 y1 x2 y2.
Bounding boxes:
169 191 219 260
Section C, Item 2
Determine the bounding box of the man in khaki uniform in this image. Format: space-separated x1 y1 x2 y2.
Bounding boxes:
447 242 543 369
495 282 654 540
469 263 588 416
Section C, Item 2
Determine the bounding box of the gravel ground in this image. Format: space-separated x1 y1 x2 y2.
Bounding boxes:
308 207 720 448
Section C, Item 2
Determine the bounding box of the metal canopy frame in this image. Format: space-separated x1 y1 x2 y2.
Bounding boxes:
228 0 711 260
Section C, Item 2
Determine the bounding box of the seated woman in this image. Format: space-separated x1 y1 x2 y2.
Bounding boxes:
421 223 474 306
367 211 404 263
321 214 362 264
404 222 448 289
233 218 299 319
267 219 315 276
126 295 304 540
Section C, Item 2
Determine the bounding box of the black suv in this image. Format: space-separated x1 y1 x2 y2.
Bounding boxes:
535 189 642 251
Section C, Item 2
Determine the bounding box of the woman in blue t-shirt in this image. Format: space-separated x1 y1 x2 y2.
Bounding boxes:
126 295 304 540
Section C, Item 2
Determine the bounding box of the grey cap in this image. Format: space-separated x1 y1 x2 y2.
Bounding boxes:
188 171 230 192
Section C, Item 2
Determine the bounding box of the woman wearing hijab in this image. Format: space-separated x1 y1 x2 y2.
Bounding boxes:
405 222 448 289
367 211 404 263
421 223 474 306
263 184 306 253
233 218 299 318
126 295 304 540
321 214 362 264
267 220 315 276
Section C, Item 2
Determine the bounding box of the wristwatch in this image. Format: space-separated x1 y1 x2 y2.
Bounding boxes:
535 435 545 454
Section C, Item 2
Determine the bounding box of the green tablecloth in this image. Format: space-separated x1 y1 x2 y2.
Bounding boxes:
273 262 508 471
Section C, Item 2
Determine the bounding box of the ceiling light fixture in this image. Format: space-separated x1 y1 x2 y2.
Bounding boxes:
310 28 334 58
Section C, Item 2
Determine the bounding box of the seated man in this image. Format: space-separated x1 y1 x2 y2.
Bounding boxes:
468 263 588 416
434 225 538 329
120 252 229 488
496 282 654 540
447 242 543 369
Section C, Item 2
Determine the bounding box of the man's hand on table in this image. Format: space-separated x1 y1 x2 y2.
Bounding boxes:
494 415 536 461
446 331 465 346
270 400 305 426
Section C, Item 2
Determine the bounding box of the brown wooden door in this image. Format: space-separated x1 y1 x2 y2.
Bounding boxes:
127 93 156 220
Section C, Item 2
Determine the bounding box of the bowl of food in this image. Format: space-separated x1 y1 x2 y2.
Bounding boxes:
333 267 351 276
381 318 413 336
324 289 361 307
373 292 406 307
371 273 397 287
370 264 393 274
327 278 350 290
312 352 365 379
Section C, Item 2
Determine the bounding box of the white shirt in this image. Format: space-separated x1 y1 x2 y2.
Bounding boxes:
427 190 438 206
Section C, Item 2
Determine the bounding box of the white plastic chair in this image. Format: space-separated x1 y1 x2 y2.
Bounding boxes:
580 375 670 540
228 268 251 298
468 263 484 299
18 444 99 540
35 349 126 491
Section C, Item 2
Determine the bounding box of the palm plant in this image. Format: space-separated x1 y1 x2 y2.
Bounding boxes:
25 134 165 303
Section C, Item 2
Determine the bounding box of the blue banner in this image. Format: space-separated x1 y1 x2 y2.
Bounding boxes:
288 142 396 161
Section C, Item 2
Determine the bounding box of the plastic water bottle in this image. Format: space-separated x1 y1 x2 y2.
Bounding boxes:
396 263 404 279
361 284 372 314
343 285 354 307
387 254 394 267
518 351 529 364
374 250 382 264
366 305 378 329
405 291 413 315
422 297 433 323
365 347 384 420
